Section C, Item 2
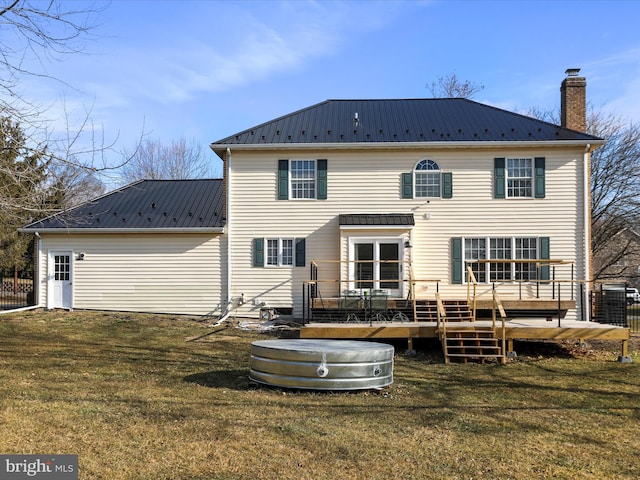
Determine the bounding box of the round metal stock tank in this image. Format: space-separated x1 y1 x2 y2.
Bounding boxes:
249 339 394 390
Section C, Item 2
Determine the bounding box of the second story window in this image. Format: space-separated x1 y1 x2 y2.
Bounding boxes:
495 157 545 199
415 159 441 197
278 159 327 200
290 160 316 199
507 158 532 198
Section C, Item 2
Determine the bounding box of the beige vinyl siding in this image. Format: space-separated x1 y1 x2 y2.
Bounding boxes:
229 147 586 320
38 233 226 316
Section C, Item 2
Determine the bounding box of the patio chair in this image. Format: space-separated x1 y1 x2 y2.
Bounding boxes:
341 290 362 322
369 290 390 322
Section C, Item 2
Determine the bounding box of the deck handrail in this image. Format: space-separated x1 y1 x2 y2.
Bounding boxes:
466 266 478 321
435 291 447 334
492 289 508 364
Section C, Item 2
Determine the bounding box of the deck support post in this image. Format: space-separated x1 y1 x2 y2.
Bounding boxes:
617 340 632 363
407 337 414 352
621 339 629 358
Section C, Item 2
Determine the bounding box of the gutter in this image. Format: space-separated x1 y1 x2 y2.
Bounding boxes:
18 227 225 234
212 139 606 155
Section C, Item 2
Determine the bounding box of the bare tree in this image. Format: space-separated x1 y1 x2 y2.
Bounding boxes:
589 111 640 281
0 2 136 272
0 1 100 124
120 138 215 182
427 73 484 99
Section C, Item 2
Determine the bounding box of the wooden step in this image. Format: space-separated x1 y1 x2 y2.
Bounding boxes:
441 325 505 363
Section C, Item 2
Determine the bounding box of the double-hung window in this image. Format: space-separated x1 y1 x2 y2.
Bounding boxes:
278 159 327 200
290 160 316 199
402 159 452 199
507 158 532 198
494 157 545 199
454 236 549 283
266 238 294 267
415 159 441 197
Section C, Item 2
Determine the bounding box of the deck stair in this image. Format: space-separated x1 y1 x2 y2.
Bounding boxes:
414 299 474 322
432 293 506 364
441 326 504 363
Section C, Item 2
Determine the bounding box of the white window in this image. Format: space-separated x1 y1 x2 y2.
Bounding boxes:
415 159 441 198
506 158 532 198
464 237 540 283
290 160 316 199
266 239 294 267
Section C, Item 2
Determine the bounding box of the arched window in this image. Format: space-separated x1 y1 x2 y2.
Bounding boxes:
415 159 441 197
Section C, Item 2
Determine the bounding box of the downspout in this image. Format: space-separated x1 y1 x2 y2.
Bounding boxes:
35 231 42 307
219 147 233 323
583 144 591 321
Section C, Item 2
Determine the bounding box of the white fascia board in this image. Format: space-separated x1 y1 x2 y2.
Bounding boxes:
339 225 414 230
213 139 604 153
18 227 225 234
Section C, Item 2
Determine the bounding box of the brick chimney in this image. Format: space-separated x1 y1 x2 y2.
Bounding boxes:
560 68 587 132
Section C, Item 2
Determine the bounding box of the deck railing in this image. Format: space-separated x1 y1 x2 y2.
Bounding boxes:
492 289 508 364
466 266 478 320
303 258 589 325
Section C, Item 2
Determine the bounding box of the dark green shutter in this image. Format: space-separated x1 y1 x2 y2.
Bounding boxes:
539 237 550 281
442 172 453 199
534 157 545 198
278 159 288 200
402 172 413 199
494 158 505 199
295 238 306 267
253 238 264 267
452 237 463 284
317 159 327 200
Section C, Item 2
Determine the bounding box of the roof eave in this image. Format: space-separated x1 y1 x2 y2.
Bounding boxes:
212 139 604 155
19 227 225 234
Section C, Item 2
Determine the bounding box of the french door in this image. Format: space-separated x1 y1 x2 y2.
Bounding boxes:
349 239 402 297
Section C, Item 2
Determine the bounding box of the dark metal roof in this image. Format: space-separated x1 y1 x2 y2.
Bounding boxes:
211 98 601 149
22 179 225 231
339 214 415 226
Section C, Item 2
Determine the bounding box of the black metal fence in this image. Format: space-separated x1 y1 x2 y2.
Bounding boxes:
0 276 35 310
591 282 640 333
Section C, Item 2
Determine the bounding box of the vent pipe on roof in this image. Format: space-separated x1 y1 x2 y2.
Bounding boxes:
353 112 359 126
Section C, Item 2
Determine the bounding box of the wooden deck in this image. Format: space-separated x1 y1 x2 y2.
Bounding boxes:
300 318 631 357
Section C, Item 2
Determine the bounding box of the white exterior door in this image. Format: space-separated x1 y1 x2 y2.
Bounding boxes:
49 252 73 309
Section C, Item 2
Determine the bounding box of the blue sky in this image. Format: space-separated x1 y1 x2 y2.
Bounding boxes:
18 0 640 179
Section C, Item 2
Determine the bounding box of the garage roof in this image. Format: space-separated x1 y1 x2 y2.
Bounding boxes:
22 179 224 232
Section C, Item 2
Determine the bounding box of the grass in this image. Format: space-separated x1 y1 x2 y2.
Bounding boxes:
1 310 639 480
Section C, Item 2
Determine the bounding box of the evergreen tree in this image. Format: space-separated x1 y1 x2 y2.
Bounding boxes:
0 116 49 271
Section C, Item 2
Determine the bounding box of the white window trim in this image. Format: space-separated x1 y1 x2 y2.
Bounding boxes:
347 236 405 296
414 159 442 198
505 157 533 199
265 238 294 268
462 236 541 284
289 159 316 200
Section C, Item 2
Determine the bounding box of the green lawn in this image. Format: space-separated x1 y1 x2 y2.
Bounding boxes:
1 310 639 479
